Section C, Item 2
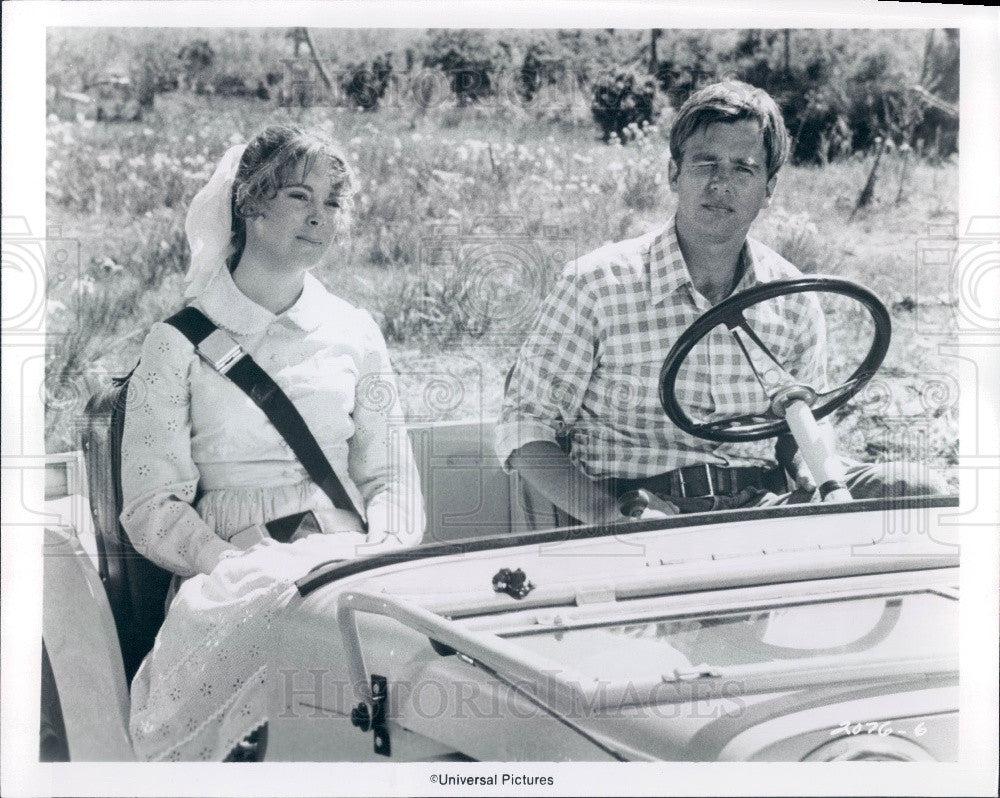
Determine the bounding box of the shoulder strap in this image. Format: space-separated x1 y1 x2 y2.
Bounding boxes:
164 306 366 529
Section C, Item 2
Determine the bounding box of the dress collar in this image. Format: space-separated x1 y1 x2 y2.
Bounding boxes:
648 216 766 306
195 267 327 335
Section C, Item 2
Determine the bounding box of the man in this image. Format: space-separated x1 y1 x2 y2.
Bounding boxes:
495 80 939 528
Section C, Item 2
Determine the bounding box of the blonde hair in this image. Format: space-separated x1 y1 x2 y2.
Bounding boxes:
228 124 356 270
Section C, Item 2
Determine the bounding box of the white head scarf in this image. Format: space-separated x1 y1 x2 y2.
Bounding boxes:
183 143 247 299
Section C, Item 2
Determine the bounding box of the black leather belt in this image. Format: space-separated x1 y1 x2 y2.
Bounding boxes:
619 463 787 499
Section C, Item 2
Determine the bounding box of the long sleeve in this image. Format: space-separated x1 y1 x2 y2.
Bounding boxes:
348 312 425 549
494 269 600 471
120 322 237 577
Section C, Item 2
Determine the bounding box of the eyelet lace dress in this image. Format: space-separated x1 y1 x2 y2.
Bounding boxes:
121 269 424 760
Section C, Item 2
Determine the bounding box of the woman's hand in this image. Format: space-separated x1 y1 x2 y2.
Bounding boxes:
229 523 269 550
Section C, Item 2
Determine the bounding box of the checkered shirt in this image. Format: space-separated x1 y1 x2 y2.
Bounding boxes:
495 218 827 479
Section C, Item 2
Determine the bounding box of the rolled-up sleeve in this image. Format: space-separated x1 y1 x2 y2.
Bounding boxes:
348 312 425 549
494 270 600 471
120 323 236 577
785 290 828 392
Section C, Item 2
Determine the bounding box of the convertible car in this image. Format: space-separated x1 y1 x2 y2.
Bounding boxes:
39 278 960 762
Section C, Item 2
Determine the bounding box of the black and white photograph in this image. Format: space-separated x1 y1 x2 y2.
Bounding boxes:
2 1 998 796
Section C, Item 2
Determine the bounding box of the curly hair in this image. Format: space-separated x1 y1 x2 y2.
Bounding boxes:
669 80 789 180
227 124 356 271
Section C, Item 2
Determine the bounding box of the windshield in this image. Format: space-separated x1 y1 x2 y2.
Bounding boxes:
501 591 957 682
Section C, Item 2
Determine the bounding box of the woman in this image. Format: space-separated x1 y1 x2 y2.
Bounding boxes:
120 124 424 760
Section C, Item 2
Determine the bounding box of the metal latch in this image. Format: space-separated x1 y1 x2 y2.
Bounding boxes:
492 568 534 599
196 329 245 374
350 674 391 757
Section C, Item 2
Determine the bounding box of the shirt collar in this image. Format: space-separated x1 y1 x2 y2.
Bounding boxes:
648 216 767 305
195 268 327 335
283 273 327 332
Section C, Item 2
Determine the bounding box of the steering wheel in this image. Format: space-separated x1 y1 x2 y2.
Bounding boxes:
658 276 891 444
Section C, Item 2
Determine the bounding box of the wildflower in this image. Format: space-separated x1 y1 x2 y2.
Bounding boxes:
47 299 67 316
98 256 124 274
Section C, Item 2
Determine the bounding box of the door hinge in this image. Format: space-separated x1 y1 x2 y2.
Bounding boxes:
350 674 391 757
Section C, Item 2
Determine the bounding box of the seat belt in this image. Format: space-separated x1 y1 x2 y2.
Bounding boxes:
164 306 367 531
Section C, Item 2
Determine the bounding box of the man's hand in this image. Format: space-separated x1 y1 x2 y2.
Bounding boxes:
775 432 817 496
619 489 680 520
640 493 681 520
787 457 817 494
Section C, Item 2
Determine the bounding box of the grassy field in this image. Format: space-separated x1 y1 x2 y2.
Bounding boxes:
45 92 959 485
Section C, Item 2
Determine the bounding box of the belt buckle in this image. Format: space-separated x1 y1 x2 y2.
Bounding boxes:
677 464 716 498
197 329 245 374
703 463 715 497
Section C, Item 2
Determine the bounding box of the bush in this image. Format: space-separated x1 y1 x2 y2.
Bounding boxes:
518 41 568 103
341 53 394 111
591 71 657 142
177 39 215 93
647 29 957 164
422 30 499 105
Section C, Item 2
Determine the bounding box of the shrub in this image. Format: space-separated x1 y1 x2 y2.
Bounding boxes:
422 29 498 105
177 39 215 93
518 41 567 103
591 71 657 142
341 53 394 111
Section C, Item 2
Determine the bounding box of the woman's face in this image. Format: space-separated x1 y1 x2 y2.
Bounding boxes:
243 159 344 272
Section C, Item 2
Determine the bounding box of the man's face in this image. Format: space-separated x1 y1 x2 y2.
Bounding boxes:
669 119 777 247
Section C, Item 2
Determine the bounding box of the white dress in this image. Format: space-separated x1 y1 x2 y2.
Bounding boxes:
120 267 424 759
